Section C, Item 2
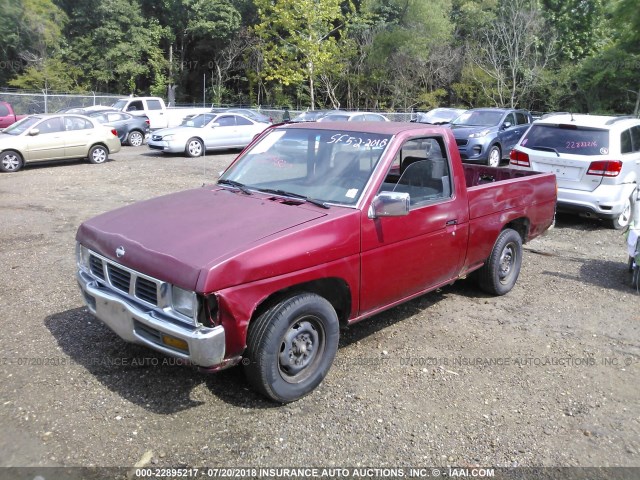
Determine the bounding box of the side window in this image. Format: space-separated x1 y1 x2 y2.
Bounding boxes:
0 104 9 116
504 113 516 128
216 115 236 127
64 116 93 131
235 116 252 126
147 100 162 110
379 137 452 207
127 101 144 111
515 112 529 125
621 129 633 154
37 117 64 134
630 126 640 153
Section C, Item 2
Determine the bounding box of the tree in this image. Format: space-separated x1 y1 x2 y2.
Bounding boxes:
253 0 353 108
468 0 554 108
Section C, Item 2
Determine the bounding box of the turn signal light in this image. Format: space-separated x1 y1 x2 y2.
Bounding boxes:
587 160 622 177
510 149 530 167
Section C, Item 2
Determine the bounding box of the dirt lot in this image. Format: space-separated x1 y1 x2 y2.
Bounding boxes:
0 145 638 471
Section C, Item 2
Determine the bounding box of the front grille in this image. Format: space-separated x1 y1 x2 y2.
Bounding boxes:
87 251 162 307
456 139 468 147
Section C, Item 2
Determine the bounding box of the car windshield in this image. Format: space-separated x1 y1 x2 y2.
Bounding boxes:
322 114 350 122
219 128 391 206
521 124 610 156
452 110 503 127
420 109 462 124
180 113 216 128
1 116 42 135
112 100 127 110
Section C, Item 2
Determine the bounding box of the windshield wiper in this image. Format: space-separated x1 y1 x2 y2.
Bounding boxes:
217 179 253 195
530 145 560 157
257 188 329 209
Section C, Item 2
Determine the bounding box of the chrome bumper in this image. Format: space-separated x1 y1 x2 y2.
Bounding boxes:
76 269 225 367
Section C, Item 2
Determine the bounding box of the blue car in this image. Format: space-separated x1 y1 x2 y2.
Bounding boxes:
450 108 532 167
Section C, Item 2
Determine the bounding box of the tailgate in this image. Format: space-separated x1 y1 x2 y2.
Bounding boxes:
524 150 603 192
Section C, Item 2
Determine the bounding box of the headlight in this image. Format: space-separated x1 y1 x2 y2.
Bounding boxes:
171 285 197 318
162 134 174 140
469 129 491 138
76 243 90 270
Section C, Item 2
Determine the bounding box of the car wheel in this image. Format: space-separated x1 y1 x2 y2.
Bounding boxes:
127 130 144 147
243 293 340 403
0 150 24 173
478 228 522 295
88 145 108 164
610 195 632 230
487 145 501 168
185 138 204 157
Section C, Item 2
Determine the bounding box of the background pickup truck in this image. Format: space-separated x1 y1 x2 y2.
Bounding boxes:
0 101 27 129
111 96 210 130
76 122 556 403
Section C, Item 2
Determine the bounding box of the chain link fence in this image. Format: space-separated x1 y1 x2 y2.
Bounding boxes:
0 89 123 114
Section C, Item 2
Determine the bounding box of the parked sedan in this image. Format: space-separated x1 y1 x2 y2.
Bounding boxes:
318 111 390 122
290 110 334 122
88 111 150 146
211 108 272 124
0 114 121 173
148 112 270 157
413 108 466 125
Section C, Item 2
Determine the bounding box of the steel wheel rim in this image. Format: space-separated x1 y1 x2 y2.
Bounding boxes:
2 154 20 171
278 316 325 383
92 148 107 163
499 242 517 284
489 148 500 167
188 140 202 156
129 132 143 146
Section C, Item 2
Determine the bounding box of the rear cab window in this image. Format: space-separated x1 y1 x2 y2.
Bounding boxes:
521 124 610 156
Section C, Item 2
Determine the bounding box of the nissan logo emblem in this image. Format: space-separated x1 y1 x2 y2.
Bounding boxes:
115 246 125 258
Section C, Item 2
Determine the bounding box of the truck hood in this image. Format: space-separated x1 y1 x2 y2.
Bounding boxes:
76 186 329 289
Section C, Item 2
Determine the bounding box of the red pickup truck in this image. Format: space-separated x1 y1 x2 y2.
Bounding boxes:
76 122 556 402
0 101 27 129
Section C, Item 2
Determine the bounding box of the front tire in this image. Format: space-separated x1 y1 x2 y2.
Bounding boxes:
88 145 108 164
478 228 523 295
185 138 204 157
127 130 144 147
244 293 340 403
610 196 632 230
487 145 501 168
0 150 24 173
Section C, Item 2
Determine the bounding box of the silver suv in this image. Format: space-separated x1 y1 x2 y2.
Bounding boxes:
510 114 640 229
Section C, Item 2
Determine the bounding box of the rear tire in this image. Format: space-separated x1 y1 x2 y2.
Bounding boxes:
0 150 24 173
127 130 144 147
243 293 340 403
610 196 632 230
185 138 204 157
478 228 523 295
88 145 108 164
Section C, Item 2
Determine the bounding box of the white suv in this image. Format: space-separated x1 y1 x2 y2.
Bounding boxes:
510 114 640 229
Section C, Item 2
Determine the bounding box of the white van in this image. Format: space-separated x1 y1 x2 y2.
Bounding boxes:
510 113 640 229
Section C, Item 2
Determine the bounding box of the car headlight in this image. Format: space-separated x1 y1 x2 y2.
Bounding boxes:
171 285 197 318
76 243 90 271
162 134 174 140
469 129 491 138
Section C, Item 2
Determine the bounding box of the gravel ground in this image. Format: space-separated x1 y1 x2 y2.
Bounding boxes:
0 146 638 470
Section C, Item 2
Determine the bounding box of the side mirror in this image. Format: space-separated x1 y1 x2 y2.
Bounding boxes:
28 128 40 136
368 191 410 219
502 121 512 130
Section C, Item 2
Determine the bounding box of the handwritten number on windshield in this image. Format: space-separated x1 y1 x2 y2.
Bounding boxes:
328 134 389 148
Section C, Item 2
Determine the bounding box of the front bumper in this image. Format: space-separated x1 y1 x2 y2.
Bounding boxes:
77 269 226 367
147 139 184 153
456 138 491 162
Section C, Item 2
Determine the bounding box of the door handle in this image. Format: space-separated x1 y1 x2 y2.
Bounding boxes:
446 219 457 226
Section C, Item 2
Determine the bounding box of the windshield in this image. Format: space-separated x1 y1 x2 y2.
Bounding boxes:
452 110 503 127
2 116 41 135
112 100 127 110
521 124 610 156
220 128 391 206
181 113 216 127
420 109 462 124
